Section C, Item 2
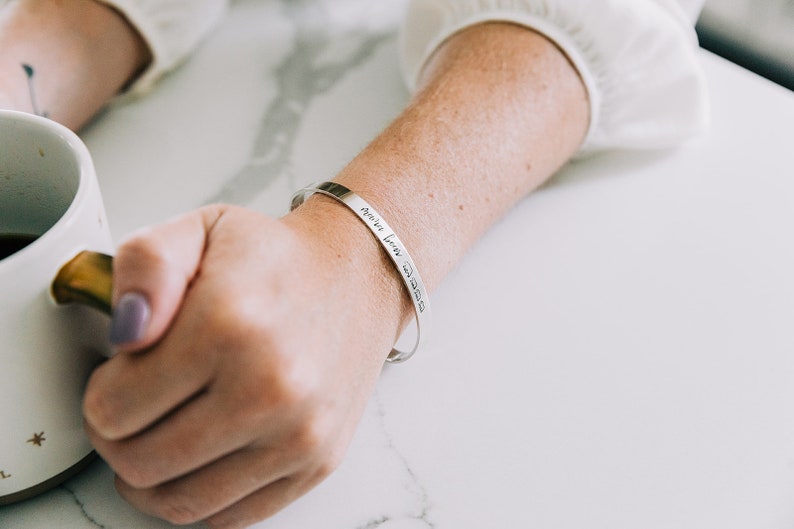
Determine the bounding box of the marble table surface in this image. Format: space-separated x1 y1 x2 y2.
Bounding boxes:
3 0 794 527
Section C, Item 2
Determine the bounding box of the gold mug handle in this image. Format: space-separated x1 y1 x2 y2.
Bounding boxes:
51 251 113 315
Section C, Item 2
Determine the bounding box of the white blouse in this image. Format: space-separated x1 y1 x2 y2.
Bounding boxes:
99 0 709 153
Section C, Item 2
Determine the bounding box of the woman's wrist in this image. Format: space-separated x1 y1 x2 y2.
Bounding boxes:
291 182 431 362
0 0 151 129
282 194 413 360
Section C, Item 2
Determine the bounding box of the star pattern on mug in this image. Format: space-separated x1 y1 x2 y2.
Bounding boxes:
0 470 11 479
27 432 46 447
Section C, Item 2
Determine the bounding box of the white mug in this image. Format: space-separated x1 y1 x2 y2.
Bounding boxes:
0 110 114 505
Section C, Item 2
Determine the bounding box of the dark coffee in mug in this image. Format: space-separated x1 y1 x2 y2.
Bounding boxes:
0 233 38 260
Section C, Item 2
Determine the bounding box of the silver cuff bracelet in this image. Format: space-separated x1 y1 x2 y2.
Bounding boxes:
290 181 431 363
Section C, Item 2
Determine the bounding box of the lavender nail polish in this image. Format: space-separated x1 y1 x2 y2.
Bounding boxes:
109 292 151 345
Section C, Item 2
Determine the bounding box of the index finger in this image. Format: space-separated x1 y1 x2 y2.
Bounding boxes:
108 205 226 353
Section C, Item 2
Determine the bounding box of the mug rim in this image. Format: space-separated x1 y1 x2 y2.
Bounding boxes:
0 109 97 269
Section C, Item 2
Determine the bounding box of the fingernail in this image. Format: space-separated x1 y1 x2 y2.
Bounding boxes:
109 292 151 346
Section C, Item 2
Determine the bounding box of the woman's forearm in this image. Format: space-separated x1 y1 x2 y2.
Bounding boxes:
0 0 150 130
291 22 590 325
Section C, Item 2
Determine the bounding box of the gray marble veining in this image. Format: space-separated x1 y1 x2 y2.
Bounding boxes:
205 0 392 206
60 483 107 529
357 393 436 529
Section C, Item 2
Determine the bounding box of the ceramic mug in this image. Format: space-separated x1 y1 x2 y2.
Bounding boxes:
0 109 115 505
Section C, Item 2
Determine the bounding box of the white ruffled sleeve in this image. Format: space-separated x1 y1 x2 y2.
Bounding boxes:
400 0 710 153
99 0 228 95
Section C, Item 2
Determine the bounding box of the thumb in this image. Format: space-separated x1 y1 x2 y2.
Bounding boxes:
108 205 225 353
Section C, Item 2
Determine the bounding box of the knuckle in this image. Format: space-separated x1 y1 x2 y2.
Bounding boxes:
114 458 159 490
82 380 124 439
270 364 308 407
231 364 305 425
264 363 319 418
115 232 168 270
81 384 108 429
203 295 328 435
154 494 205 526
290 412 331 458
313 454 340 482
207 294 262 340
223 342 315 417
115 230 193 291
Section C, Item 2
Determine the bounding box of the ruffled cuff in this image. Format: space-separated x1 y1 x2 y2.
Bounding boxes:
400 0 710 154
99 0 228 96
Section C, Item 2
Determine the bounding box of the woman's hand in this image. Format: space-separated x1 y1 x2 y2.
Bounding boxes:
82 202 408 528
